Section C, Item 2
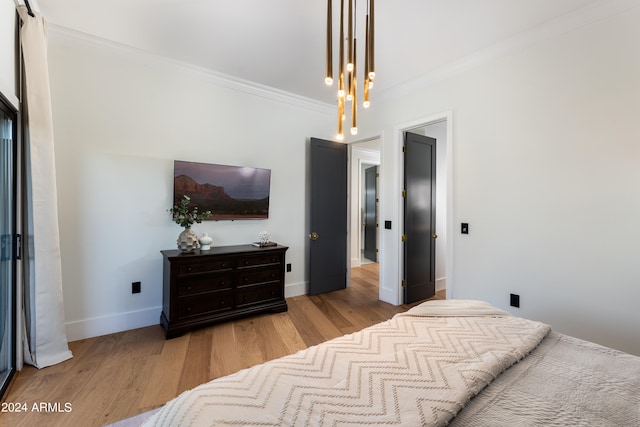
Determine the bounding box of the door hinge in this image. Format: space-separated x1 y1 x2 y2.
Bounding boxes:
401 234 407 242
402 145 407 153
402 189 407 198
401 279 407 288
375 173 379 178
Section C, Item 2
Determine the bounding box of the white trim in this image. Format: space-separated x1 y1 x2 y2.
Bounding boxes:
285 281 306 298
350 144 380 270
65 307 161 342
0 82 19 111
376 0 639 104
64 281 306 341
45 24 335 116
393 111 454 305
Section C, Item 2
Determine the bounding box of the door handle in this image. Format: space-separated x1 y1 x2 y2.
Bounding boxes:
309 232 319 241
432 233 438 239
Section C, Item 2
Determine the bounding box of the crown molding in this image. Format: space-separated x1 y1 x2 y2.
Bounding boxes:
376 0 639 103
46 24 335 116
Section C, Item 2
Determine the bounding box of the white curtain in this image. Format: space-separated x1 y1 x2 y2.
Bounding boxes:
17 6 72 368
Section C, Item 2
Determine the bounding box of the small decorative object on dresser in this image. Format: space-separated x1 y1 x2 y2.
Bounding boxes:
160 244 288 338
199 233 213 250
168 195 212 253
252 231 276 247
177 227 200 252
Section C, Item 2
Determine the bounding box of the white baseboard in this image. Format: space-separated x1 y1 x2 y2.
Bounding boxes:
66 283 308 341
65 307 161 342
285 281 307 298
436 277 447 292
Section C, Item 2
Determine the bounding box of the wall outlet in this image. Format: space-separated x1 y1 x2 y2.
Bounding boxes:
132 281 141 294
510 293 520 308
286 263 292 272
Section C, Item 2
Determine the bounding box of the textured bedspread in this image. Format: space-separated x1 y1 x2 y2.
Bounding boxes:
450 331 640 426
142 300 550 426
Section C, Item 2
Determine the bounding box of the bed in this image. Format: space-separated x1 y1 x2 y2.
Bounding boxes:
138 300 640 426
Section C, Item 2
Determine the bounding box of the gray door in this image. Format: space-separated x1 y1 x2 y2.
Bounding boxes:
363 165 377 262
403 132 436 303
309 138 347 295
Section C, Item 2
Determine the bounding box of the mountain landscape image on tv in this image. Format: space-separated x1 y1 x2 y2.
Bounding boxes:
173 160 271 220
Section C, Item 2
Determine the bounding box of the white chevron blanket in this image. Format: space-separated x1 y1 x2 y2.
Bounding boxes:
142 300 550 426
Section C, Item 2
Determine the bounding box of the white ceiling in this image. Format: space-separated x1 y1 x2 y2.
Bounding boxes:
37 0 607 105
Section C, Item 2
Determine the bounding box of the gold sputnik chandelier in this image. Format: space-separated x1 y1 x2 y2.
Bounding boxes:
325 0 375 141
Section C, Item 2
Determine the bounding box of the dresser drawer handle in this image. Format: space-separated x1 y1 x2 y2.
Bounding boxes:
186 305 191 312
221 263 227 268
271 273 275 278
271 258 276 262
243 296 248 301
186 286 192 291
244 260 249 265
187 266 192 272
270 291 275 296
220 281 225 286
243 277 249 283
220 299 225 305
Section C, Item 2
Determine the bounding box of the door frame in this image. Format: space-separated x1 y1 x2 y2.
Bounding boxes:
394 111 454 305
349 141 380 269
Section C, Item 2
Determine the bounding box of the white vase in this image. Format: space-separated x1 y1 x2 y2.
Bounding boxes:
199 233 213 251
177 227 200 253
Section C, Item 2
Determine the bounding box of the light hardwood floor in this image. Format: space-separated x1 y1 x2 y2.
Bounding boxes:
2 263 445 427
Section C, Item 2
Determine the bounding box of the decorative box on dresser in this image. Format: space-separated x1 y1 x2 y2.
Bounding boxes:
161 244 288 339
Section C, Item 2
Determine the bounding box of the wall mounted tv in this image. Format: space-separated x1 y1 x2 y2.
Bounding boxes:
173 160 271 220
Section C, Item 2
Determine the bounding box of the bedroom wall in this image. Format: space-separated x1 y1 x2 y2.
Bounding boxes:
45 28 334 340
363 5 640 355
0 0 18 108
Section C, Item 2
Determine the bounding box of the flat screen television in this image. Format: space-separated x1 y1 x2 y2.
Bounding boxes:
173 160 271 220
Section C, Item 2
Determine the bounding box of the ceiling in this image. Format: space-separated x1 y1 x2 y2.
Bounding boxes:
36 0 605 105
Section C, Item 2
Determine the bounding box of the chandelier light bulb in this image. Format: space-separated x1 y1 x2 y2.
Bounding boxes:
326 0 375 140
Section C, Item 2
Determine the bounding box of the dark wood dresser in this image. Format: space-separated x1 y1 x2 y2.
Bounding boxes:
160 244 288 339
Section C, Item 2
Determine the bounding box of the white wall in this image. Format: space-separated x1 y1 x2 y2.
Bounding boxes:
365 6 640 355
46 28 334 340
0 0 18 108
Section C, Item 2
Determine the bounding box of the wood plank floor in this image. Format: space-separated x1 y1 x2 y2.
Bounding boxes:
2 263 445 427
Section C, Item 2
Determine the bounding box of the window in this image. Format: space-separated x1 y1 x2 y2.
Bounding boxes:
0 95 17 398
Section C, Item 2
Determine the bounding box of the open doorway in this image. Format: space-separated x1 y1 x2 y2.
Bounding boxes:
349 138 381 292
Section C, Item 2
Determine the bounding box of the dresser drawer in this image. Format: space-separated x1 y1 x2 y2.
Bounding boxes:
177 258 233 278
176 273 233 297
161 245 288 339
177 291 233 318
238 267 280 286
238 253 282 268
236 283 282 308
